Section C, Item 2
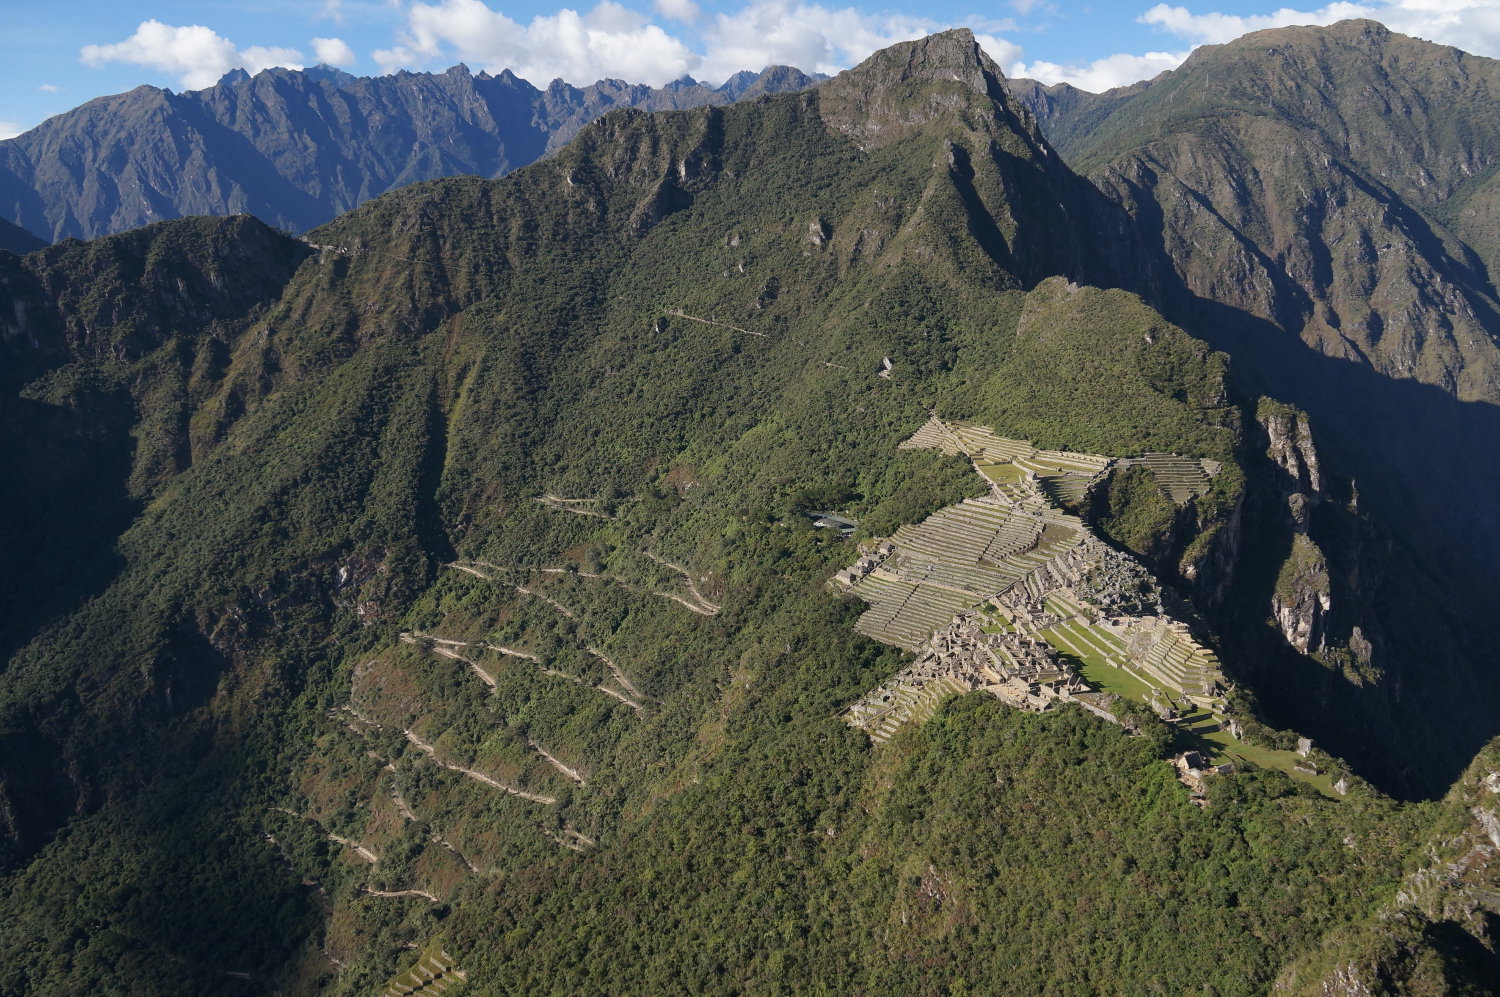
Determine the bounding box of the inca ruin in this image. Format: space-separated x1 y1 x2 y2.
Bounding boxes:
838 418 1231 744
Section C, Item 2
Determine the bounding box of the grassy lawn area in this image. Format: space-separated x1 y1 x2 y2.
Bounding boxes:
976 461 1023 485
1044 625 1338 796
1041 625 1162 704
1030 619 1345 799
1042 595 1073 618
1193 727 1342 798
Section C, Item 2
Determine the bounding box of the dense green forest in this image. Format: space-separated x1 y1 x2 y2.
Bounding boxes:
0 28 1497 996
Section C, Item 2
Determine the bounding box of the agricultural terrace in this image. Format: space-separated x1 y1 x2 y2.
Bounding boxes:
839 419 1331 794
383 940 468 996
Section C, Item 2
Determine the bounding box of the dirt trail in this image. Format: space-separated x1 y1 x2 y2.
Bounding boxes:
362 886 438 902
402 729 558 804
587 646 642 699
643 550 721 614
666 309 765 337
434 836 480 873
436 567 637 708
542 827 586 852
526 739 587 786
268 806 380 863
343 703 380 725
535 495 614 519
595 683 644 712
435 646 497 687
480 643 540 662
391 791 418 822
515 585 577 619
330 834 380 864
407 633 467 647
402 633 500 688
653 590 718 616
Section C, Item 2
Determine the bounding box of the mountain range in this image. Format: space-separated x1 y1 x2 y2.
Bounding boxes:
0 62 819 242
1 22 1499 997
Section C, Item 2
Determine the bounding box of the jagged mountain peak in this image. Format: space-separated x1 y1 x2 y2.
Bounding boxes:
818 27 1042 153
846 27 1003 98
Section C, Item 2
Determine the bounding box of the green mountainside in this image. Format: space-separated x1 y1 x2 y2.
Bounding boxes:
0 26 1498 995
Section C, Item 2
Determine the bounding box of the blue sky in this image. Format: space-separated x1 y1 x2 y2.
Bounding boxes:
4 0 1499 137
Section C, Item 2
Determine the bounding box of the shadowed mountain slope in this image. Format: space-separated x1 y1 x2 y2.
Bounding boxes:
0 216 43 255
1013 19 1500 403
1005 22 1500 775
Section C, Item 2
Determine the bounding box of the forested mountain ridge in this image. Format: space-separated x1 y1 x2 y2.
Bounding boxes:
0 25 1498 995
0 61 819 243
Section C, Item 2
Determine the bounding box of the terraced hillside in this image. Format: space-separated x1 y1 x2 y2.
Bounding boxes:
271 545 733 926
841 417 1232 743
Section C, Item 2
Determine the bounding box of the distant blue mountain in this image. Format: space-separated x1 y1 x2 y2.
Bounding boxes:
0 62 821 243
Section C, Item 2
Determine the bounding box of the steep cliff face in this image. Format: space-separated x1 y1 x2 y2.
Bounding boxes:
1261 408 1331 654
1274 534 1332 655
0 63 819 242
1170 394 1500 797
1005 23 1500 788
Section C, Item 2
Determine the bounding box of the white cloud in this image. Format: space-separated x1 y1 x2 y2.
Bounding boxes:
376 0 699 84
0 121 21 140
313 36 358 66
696 1 940 82
976 33 1024 70
38 84 63 93
80 20 304 89
1012 0 1500 97
653 0 700 22
321 0 347 23
368 0 1038 88
1012 48 1191 90
1139 3 1372 44
243 46 307 72
1141 1 1500 59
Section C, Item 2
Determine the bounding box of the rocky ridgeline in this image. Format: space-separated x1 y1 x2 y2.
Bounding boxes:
839 417 1229 741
